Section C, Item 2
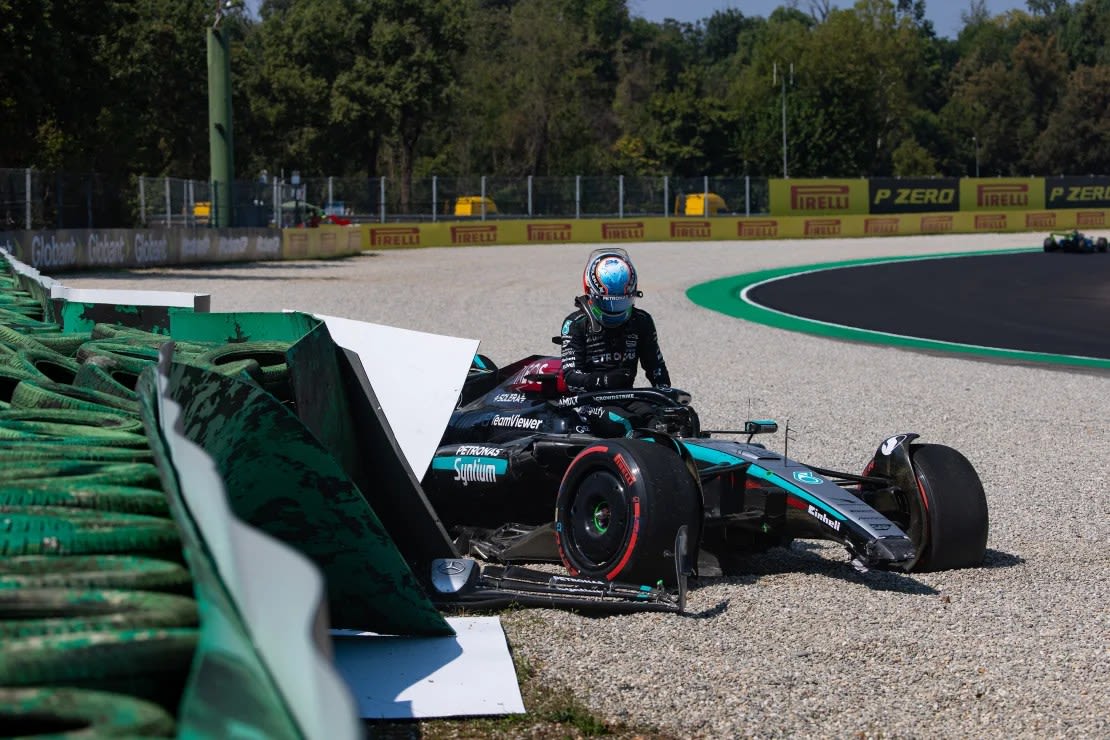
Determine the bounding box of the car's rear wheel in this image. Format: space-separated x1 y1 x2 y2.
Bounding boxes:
555 438 700 586
1096 237 1108 253
1043 236 1057 252
899 444 989 572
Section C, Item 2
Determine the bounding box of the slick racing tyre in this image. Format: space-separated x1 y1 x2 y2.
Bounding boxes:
555 438 700 587
0 687 176 738
902 444 989 572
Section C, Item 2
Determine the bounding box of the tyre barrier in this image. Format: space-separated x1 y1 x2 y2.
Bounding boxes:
0 588 198 638
0 259 333 734
0 686 176 738
0 506 181 557
0 555 192 593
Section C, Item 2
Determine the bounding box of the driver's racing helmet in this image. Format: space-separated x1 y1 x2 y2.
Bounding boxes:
582 248 640 328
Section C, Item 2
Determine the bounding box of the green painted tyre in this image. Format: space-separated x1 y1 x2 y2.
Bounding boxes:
0 627 198 705
0 324 53 354
10 379 141 415
26 331 93 358
73 361 141 400
0 483 169 516
76 341 160 375
0 588 198 638
0 686 175 738
0 555 192 592
0 460 161 487
0 441 153 463
7 348 79 385
194 341 291 387
0 506 181 556
0 422 148 447
0 406 146 434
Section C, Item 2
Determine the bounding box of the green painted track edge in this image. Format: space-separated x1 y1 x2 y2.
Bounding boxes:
685 247 1110 371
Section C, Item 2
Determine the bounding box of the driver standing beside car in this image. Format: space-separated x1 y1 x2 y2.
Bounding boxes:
559 248 671 437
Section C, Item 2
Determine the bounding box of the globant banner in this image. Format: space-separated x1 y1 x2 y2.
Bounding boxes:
0 227 361 272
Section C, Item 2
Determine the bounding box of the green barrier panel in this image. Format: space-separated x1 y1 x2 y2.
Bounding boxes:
164 357 452 635
137 354 357 740
286 323 458 572
169 311 320 345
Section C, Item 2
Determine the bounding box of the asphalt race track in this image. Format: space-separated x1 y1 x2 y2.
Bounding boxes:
745 250 1110 361
61 233 1110 738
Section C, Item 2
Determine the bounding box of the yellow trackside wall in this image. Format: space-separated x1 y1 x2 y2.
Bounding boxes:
360 209 1109 249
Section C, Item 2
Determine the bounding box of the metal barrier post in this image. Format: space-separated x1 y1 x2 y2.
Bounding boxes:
745 176 751 217
664 176 669 217
480 175 487 221
328 176 334 214
704 176 709 218
139 176 147 226
379 176 386 223
432 176 438 223
528 175 533 217
575 175 581 219
24 168 31 229
618 175 624 218
165 177 171 226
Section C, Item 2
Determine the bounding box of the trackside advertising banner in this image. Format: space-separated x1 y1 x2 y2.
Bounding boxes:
769 179 869 216
360 209 1110 248
0 227 360 272
1045 176 1110 210
960 178 1045 211
869 178 960 214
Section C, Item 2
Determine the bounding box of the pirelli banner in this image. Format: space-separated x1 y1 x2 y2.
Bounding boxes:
364 209 1110 248
770 179 869 216
0 226 359 273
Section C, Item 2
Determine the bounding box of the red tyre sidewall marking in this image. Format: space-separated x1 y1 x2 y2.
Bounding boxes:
607 496 640 581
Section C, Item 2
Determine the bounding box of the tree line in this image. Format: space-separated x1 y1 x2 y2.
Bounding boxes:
3 0 1109 195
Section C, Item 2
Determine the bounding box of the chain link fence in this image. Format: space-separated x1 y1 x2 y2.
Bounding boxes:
4 168 772 229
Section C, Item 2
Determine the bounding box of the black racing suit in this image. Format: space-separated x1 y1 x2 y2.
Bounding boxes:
560 299 671 437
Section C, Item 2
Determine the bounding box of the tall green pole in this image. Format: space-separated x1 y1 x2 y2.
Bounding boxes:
207 25 234 228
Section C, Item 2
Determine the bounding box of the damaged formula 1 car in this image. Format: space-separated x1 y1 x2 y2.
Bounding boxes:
422 354 990 595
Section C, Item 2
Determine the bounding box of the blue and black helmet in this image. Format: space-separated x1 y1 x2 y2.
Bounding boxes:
582 248 641 328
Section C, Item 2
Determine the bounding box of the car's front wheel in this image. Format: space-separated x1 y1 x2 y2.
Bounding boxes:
555 438 700 586
901 444 989 572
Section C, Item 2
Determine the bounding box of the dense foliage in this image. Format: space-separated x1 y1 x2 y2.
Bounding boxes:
3 0 1109 186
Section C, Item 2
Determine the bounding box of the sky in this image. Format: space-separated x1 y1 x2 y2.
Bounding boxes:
628 1 1031 39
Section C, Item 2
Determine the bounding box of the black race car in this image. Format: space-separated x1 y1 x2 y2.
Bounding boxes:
421 354 990 591
1043 230 1108 253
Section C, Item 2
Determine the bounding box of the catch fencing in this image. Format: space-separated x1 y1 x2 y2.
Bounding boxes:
3 168 772 229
